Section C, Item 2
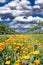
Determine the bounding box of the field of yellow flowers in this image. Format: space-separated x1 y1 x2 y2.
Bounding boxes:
0 34 43 65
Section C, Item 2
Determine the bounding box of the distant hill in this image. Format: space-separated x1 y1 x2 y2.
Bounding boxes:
0 21 43 34
0 24 19 34
24 21 43 34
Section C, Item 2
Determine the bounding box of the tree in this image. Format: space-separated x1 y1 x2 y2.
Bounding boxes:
0 24 19 34
38 21 43 26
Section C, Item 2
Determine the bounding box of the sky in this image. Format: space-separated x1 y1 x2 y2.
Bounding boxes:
0 0 43 33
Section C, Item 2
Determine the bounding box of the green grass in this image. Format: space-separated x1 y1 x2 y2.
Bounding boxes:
0 35 8 42
0 34 43 43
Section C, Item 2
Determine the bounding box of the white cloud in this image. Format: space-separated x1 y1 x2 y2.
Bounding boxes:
35 0 43 4
7 1 17 7
5 0 30 7
4 18 10 21
0 0 43 17
0 7 11 14
0 17 2 21
11 10 24 16
16 6 22 10
10 25 19 28
28 16 43 22
19 0 30 6
0 0 31 16
33 5 40 9
9 16 43 31
7 18 10 21
0 0 6 3
14 16 43 22
21 24 34 28
35 0 43 10
24 6 32 9
10 24 33 29
15 16 26 21
0 0 43 33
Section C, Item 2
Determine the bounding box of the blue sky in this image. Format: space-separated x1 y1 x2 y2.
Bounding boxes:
0 0 43 33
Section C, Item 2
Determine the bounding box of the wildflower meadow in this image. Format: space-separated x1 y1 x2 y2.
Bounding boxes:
0 34 43 65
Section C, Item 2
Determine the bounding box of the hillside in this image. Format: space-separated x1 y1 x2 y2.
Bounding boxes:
0 21 43 34
0 24 19 34
24 21 43 34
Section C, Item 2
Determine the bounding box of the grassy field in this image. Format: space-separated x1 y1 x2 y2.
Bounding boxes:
0 34 43 65
0 34 43 42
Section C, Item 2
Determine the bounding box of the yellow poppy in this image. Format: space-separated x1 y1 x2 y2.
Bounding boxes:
22 55 30 60
34 59 40 65
5 60 10 65
0 43 5 50
33 50 40 55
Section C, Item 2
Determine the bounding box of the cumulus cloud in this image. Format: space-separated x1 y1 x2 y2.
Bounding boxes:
35 0 43 4
0 0 43 33
35 0 43 9
5 0 30 8
9 16 43 33
9 0 30 6
0 0 43 17
0 7 11 14
15 16 27 21
19 0 30 6
14 16 43 22
33 5 40 9
0 0 6 3
0 0 31 16
10 24 33 29
0 17 3 21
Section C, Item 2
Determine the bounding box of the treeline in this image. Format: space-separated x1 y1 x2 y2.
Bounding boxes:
0 24 18 34
24 21 43 34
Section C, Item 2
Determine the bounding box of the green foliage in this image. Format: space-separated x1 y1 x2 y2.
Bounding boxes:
0 24 19 34
38 21 43 26
24 25 40 34
30 26 40 31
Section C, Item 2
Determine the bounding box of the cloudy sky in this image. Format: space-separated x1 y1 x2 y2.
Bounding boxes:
0 0 43 33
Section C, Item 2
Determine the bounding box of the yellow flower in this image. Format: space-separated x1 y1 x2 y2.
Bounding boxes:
0 43 5 50
14 63 20 65
33 50 40 55
6 56 11 60
34 59 40 65
29 52 33 55
14 43 23 47
31 63 35 65
5 36 14 43
27 45 32 48
14 63 25 65
16 59 20 63
5 61 10 65
23 55 30 60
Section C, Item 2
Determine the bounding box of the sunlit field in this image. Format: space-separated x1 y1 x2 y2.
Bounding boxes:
0 34 43 65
